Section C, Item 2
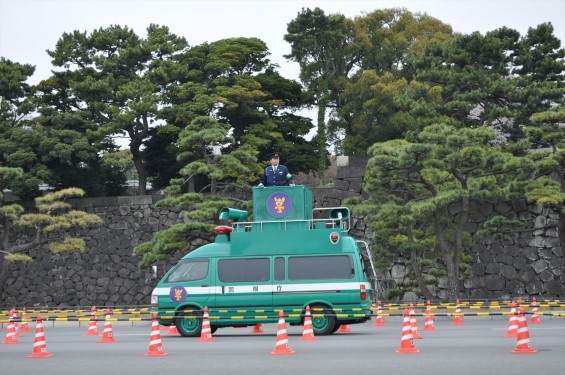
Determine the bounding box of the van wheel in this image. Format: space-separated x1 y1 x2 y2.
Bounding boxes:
310 304 335 336
175 308 202 337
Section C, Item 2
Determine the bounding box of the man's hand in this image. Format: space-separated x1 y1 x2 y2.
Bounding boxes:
289 183 295 187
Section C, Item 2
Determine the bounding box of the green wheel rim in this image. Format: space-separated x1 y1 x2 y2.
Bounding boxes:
312 314 330 331
179 314 200 334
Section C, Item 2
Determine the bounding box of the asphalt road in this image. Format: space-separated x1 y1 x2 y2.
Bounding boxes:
1 317 564 375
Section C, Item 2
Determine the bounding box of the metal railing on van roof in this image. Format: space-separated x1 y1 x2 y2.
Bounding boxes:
231 207 351 233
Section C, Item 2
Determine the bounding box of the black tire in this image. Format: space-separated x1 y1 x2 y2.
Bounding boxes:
174 307 203 337
310 304 336 336
332 323 342 333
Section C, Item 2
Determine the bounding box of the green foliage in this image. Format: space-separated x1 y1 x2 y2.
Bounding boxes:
49 238 85 253
1 186 102 265
384 288 404 300
4 254 33 263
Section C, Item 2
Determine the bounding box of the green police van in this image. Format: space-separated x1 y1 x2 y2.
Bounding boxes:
151 185 377 336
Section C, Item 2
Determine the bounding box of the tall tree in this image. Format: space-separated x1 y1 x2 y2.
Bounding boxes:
44 24 188 194
285 7 359 178
358 124 526 299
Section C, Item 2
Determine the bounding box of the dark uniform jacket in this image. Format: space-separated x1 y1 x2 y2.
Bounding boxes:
259 165 294 186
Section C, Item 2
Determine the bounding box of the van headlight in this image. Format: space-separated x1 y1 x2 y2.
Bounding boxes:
151 294 158 306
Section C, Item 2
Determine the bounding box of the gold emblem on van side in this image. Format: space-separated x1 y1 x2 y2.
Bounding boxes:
273 196 286 214
174 288 183 301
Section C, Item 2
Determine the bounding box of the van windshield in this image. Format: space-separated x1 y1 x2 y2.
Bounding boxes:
165 259 209 283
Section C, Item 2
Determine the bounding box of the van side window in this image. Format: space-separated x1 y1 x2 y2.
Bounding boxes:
275 257 285 281
288 255 353 280
218 258 270 282
165 259 209 283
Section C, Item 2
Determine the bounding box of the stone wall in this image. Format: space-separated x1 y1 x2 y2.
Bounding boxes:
2 155 564 306
326 156 564 300
2 195 187 307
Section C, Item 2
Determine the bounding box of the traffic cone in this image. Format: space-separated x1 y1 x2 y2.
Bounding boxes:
27 315 53 358
299 306 318 341
145 313 168 356
168 323 179 335
530 297 542 324
452 300 464 326
251 323 265 334
20 307 31 333
504 301 518 338
98 308 116 343
198 306 214 342
337 324 352 333
409 304 423 338
84 306 100 336
511 307 537 354
11 309 22 337
1 311 21 344
374 300 386 327
422 300 437 331
396 309 419 354
271 310 294 355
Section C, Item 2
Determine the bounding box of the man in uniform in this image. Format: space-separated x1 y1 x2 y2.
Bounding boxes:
258 153 295 187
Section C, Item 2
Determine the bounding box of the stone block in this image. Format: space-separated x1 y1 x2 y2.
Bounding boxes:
506 280 525 295
545 280 565 296
531 259 548 274
521 247 538 261
484 275 505 291
539 270 555 282
500 265 517 280
333 179 349 191
485 263 500 274
472 263 485 276
525 281 544 294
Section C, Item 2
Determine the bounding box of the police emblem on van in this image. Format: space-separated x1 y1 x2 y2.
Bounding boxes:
169 286 187 303
267 192 291 217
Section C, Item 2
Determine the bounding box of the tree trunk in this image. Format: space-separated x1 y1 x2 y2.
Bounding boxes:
316 84 329 181
0 260 9 304
558 209 565 271
130 140 147 195
434 211 459 300
407 224 433 301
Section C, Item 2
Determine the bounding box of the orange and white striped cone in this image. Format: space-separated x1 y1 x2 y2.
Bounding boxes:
84 306 100 336
409 304 423 338
198 306 214 342
299 306 318 341
11 309 22 337
422 300 437 331
27 315 53 358
271 310 295 355
337 324 352 333
251 324 265 334
20 307 31 333
168 323 179 335
452 301 464 326
396 309 419 354
145 313 168 356
504 301 518 338
98 308 116 343
530 297 542 324
1 312 21 344
374 300 386 327
511 307 537 354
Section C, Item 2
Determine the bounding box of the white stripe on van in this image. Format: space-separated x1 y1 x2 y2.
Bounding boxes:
153 282 369 296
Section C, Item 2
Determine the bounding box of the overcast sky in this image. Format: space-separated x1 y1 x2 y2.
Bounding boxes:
1 0 564 85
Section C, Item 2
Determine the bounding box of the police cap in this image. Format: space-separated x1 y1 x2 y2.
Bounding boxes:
268 152 281 159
